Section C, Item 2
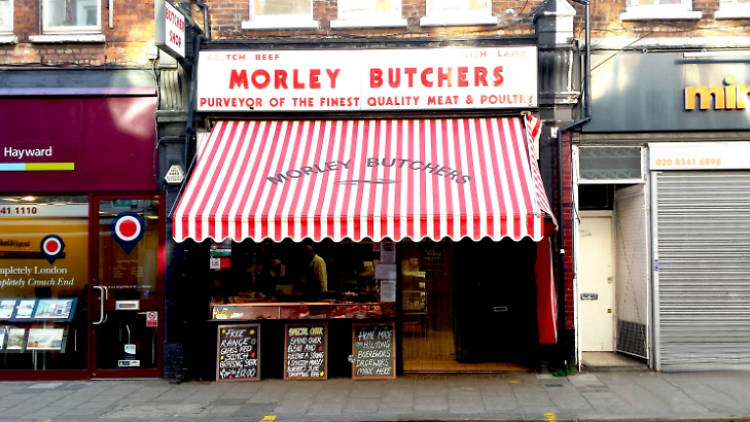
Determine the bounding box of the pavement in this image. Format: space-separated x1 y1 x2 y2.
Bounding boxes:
1 370 750 422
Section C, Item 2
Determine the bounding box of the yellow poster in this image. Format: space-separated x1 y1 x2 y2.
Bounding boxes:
0 215 88 298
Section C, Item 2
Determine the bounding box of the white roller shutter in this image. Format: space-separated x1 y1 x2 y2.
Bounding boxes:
654 171 750 371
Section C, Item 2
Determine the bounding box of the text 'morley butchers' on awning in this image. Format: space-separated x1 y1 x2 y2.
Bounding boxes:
172 115 555 243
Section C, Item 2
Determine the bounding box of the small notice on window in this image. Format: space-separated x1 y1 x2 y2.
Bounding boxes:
380 280 396 303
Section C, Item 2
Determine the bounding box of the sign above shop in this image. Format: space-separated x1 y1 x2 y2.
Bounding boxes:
196 46 538 112
154 0 186 60
584 52 750 132
649 142 750 170
684 75 749 111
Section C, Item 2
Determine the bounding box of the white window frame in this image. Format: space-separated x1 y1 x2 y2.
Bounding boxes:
420 0 497 26
0 0 13 33
715 0 750 18
331 0 407 28
241 0 317 30
621 0 702 20
42 0 101 34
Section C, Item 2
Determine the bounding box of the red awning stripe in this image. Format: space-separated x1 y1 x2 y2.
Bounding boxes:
173 117 556 243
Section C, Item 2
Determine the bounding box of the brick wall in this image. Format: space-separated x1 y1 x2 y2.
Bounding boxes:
204 0 542 39
1 0 155 66
572 0 744 40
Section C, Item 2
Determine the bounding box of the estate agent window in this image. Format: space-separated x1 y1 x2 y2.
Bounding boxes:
242 0 317 29
43 0 100 33
0 196 89 371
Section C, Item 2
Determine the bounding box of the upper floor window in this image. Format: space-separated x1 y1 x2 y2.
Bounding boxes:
43 0 100 33
715 0 750 18
421 0 498 26
242 0 317 29
331 0 406 28
0 0 12 32
621 0 702 20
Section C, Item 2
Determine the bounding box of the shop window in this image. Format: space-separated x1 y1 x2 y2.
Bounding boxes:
715 0 750 18
0 195 89 371
331 0 406 28
0 0 12 33
42 0 100 33
209 239 396 321
420 0 498 26
621 0 702 20
242 0 317 29
578 147 644 183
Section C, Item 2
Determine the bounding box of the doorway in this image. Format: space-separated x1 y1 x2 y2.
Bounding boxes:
89 195 164 378
454 238 538 365
578 213 615 351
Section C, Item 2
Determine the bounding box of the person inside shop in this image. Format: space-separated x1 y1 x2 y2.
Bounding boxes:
301 243 327 300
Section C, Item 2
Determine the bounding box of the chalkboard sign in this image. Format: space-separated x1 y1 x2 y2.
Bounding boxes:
352 322 396 379
216 324 260 382
284 323 328 380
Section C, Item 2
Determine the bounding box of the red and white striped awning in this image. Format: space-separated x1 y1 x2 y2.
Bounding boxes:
173 116 556 243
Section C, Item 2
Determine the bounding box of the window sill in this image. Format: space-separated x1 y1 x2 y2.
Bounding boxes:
241 20 318 30
29 34 106 43
0 34 17 44
621 9 702 20
330 18 408 28
714 8 750 18
419 14 498 26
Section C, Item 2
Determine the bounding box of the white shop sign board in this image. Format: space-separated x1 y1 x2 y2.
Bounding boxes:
196 46 538 112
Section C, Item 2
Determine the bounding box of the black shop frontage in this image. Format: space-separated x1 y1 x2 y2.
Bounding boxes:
165 44 560 380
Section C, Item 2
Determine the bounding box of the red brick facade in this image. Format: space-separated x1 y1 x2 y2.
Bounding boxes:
579 0 745 39
0 0 155 66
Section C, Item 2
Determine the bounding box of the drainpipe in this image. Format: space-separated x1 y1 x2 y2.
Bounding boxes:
560 0 590 368
564 0 591 127
193 0 211 41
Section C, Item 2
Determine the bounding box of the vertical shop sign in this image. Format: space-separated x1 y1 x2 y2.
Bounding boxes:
284 323 328 380
351 322 396 379
154 0 186 59
217 324 261 381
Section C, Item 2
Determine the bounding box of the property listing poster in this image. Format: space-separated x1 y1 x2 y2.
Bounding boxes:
0 209 88 298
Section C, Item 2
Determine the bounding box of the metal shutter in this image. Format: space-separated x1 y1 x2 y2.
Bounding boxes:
654 171 750 371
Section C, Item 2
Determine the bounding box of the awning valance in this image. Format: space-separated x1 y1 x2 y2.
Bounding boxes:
173 116 556 243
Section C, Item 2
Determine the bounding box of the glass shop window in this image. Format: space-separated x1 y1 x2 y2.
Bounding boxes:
331 0 406 28
0 195 89 370
0 0 12 33
243 0 317 29
209 239 397 320
421 0 497 26
43 0 100 33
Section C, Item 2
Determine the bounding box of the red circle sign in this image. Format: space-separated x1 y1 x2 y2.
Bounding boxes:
42 237 62 255
119 219 138 238
115 216 142 242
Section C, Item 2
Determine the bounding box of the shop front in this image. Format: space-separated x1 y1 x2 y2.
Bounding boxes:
0 78 163 379
578 50 750 370
171 45 560 379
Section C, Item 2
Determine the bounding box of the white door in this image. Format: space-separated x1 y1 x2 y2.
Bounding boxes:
579 214 615 351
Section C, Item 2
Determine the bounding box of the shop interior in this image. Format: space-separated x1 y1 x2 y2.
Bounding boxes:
187 236 541 377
